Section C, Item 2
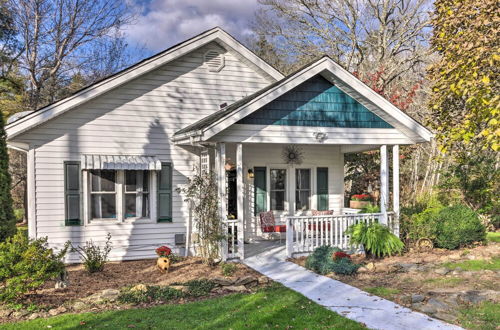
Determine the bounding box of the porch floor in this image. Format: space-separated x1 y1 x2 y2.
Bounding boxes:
243 245 462 330
244 239 285 259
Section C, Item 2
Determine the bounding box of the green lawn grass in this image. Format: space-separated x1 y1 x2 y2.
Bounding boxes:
486 232 500 243
365 286 401 299
459 301 500 330
0 284 364 330
443 257 500 271
422 277 464 287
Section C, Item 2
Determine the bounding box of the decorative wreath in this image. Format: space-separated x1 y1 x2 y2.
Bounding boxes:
282 145 303 165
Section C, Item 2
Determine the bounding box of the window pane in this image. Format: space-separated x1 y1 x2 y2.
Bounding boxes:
296 190 311 211
91 194 116 219
66 164 80 191
296 169 311 189
125 194 136 218
142 171 149 192
91 170 115 192
270 169 286 190
142 194 150 218
270 191 285 211
125 171 137 192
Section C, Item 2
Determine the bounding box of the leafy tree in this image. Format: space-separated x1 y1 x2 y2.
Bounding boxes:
429 0 499 151
0 109 15 242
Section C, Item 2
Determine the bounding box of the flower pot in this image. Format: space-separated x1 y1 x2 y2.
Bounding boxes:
157 257 171 273
349 200 371 209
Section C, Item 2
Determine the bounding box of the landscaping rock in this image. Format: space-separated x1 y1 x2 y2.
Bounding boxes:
234 275 257 286
224 285 248 293
434 312 458 322
357 266 369 273
48 306 67 316
72 301 88 311
396 263 418 273
0 308 12 318
258 276 270 284
84 289 120 303
28 313 40 320
427 298 451 312
414 303 437 314
459 290 499 304
365 262 376 272
434 267 450 275
411 294 425 303
130 284 147 293
12 310 29 318
212 276 234 286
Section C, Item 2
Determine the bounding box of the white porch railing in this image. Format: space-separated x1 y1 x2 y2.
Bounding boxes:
221 219 242 260
285 212 397 257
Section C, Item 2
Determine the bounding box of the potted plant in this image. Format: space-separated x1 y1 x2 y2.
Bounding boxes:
156 245 172 273
349 194 373 209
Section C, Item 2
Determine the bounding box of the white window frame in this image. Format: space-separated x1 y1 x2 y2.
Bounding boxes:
83 170 154 225
267 166 288 214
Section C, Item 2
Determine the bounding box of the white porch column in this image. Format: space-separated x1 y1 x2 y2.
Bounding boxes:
216 143 227 260
392 145 400 217
218 143 227 218
380 145 389 224
236 143 245 258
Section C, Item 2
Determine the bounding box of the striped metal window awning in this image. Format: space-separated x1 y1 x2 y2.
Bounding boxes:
81 155 162 170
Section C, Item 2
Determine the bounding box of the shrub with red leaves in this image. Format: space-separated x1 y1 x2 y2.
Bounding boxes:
333 251 351 261
155 246 172 257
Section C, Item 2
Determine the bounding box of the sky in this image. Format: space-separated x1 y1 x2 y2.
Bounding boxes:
124 0 261 54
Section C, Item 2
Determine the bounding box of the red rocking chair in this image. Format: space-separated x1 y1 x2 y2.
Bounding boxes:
259 211 286 242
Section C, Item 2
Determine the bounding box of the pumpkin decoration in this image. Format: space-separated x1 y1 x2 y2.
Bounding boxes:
156 246 172 273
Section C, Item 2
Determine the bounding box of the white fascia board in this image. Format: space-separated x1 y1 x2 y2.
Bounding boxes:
6 27 283 140
201 57 433 142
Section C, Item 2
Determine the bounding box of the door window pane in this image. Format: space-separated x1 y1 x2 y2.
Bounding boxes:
296 169 311 211
270 169 286 211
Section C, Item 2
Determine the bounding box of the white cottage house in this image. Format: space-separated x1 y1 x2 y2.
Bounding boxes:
6 27 432 262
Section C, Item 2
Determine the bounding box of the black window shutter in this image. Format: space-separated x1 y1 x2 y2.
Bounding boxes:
317 167 329 211
64 161 82 225
254 167 267 215
158 162 172 222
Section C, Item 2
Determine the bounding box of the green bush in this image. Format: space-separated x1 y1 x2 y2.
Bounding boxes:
184 279 216 297
360 204 380 213
346 222 404 258
13 209 24 222
400 195 444 242
0 232 69 302
330 258 360 275
305 246 359 275
434 205 486 249
220 262 237 277
71 233 112 273
118 285 184 304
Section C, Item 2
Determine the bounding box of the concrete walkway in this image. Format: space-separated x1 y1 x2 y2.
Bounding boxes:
243 245 462 330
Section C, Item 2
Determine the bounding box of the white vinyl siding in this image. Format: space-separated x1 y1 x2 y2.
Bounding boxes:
14 42 272 262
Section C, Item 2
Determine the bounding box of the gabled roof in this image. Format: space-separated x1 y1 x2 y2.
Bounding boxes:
173 56 433 143
6 27 284 140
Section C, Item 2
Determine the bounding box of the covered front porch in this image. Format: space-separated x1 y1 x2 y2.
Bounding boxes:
215 142 401 260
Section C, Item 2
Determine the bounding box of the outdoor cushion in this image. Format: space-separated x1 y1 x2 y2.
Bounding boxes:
259 211 286 233
311 210 334 216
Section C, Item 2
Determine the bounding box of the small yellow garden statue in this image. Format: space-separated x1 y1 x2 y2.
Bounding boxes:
155 246 172 273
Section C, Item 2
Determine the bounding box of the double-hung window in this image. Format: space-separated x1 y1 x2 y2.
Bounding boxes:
89 170 151 222
270 169 286 211
295 169 311 211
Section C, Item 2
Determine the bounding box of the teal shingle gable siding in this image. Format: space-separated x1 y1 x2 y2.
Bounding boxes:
236 75 393 128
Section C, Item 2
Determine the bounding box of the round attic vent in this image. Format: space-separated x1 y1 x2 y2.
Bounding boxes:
204 50 225 72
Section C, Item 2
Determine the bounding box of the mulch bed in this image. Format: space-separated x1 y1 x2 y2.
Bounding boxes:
25 257 260 307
